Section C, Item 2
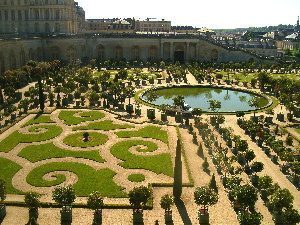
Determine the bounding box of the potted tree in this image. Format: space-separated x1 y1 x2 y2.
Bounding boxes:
160 194 174 223
52 185 76 224
208 100 221 126
0 179 6 221
194 186 218 225
25 192 41 225
250 162 264 186
129 186 152 224
87 191 104 225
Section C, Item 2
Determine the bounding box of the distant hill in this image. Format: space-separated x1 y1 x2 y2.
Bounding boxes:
216 24 295 34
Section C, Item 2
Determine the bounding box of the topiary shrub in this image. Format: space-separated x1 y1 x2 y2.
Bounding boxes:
238 211 263 225
87 191 104 225
25 192 40 225
209 174 218 193
202 157 210 173
173 139 182 199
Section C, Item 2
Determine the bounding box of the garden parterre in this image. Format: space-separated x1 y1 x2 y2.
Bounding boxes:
0 109 176 199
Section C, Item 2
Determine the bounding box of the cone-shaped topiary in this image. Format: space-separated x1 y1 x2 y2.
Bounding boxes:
173 139 182 199
209 174 218 193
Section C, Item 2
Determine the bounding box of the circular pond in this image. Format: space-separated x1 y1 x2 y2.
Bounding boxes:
142 86 270 112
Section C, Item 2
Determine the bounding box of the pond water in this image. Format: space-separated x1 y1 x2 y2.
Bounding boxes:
142 87 269 112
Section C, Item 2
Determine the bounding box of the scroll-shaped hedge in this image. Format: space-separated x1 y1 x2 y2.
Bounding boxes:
63 132 108 148
110 140 173 177
0 125 63 152
18 143 105 163
26 162 126 197
59 110 105 125
116 126 169 144
73 120 134 131
0 157 23 194
23 115 54 127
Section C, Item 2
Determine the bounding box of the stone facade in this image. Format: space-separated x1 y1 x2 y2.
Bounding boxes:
0 35 266 73
135 19 171 33
0 0 85 35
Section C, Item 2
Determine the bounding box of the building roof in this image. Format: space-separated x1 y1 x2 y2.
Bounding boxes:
197 27 215 33
285 32 300 40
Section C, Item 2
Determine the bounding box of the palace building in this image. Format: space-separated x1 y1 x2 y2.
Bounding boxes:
0 0 272 75
0 0 85 35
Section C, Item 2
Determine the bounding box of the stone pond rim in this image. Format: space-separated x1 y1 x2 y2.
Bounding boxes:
139 85 274 114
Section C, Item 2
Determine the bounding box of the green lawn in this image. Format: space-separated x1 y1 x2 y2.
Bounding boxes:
18 143 105 163
23 115 54 127
116 126 169 144
26 162 126 197
63 132 108 148
215 71 300 83
0 125 63 152
59 110 105 125
73 120 134 131
0 157 23 194
296 128 300 134
128 174 146 182
110 140 173 177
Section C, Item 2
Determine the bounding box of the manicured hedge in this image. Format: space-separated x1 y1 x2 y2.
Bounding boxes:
116 126 169 144
73 120 134 131
59 110 105 125
0 125 63 152
26 162 126 197
18 143 105 163
110 140 173 177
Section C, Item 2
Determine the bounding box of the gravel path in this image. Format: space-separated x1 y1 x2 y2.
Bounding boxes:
179 127 240 225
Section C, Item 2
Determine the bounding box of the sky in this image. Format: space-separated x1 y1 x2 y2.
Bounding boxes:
76 0 300 29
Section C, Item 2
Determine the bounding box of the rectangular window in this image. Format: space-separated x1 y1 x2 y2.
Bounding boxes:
25 10 29 20
11 11 15 21
45 9 49 20
4 11 8 21
18 10 22 21
55 10 60 20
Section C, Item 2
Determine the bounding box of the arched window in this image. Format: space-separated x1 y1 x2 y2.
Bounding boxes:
50 46 61 60
132 46 139 60
97 45 105 61
36 47 43 61
67 46 76 62
28 48 34 60
211 49 218 62
20 49 26 65
148 46 158 60
55 23 60 33
45 23 50 33
115 46 123 60
34 22 39 33
0 53 5 75
10 51 17 69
